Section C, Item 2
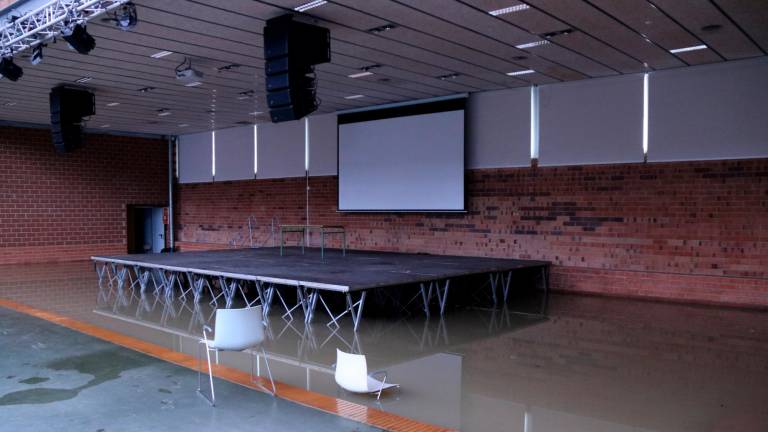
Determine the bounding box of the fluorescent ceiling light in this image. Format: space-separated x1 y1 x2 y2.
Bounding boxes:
344 94 365 99
249 111 262 115
294 0 327 12
348 71 374 78
158 110 172 116
100 124 110 128
3 101 16 106
507 69 535 76
669 44 707 54
515 40 549 49
106 102 120 107
150 50 173 58
178 123 189 127
489 4 530 16
75 76 92 83
185 81 203 87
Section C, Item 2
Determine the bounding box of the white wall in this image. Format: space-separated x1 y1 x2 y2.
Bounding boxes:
648 57 768 162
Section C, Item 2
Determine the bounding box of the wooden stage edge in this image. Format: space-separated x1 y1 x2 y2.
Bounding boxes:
0 297 455 432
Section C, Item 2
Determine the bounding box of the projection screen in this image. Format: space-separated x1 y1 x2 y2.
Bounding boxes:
338 107 465 211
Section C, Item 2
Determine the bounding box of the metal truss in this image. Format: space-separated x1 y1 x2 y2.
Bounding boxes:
1 0 129 56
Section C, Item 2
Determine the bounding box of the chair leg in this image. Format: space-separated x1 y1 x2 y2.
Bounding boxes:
196 342 216 406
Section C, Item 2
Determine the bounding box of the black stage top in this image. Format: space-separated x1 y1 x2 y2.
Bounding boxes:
92 247 548 293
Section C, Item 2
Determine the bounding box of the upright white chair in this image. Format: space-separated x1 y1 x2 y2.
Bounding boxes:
334 349 399 400
197 305 275 406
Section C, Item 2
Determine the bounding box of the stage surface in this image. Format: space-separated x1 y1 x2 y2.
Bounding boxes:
92 247 548 292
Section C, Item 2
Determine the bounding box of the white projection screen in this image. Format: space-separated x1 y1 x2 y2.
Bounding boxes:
338 104 465 211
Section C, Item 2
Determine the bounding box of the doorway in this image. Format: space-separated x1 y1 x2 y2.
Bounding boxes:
127 205 166 253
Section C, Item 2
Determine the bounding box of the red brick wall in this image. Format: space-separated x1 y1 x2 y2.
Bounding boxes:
176 158 768 308
0 126 168 264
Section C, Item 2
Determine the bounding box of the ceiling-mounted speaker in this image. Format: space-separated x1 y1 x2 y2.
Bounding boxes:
49 85 95 153
263 14 330 123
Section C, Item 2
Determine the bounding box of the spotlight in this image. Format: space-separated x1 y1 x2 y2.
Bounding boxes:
102 2 138 30
30 44 44 65
175 57 204 83
0 57 23 81
62 24 96 55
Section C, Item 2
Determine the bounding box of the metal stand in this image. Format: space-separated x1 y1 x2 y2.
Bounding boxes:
312 290 367 332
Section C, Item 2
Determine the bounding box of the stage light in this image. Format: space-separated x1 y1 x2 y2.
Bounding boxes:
30 44 44 65
115 2 138 30
0 57 23 81
62 24 96 55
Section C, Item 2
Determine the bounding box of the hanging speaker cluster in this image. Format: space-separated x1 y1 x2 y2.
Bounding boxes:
49 85 95 153
263 14 330 123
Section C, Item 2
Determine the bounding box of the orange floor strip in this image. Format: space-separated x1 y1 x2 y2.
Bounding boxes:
0 298 455 432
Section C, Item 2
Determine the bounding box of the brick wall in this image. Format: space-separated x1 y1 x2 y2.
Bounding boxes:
0 126 168 264
176 158 768 308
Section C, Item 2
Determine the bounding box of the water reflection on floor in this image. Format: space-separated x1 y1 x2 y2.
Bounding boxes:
1 260 767 432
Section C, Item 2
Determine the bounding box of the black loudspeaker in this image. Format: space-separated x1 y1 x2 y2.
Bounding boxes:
264 14 330 123
50 86 95 153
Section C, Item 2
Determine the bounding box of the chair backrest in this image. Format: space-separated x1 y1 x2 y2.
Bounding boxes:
212 305 265 351
335 349 369 393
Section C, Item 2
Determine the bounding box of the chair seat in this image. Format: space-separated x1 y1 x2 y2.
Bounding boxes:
365 376 399 393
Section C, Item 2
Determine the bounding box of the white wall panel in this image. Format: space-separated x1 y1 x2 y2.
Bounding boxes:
178 131 212 184
467 87 531 168
648 57 768 162
308 113 338 176
256 120 306 179
539 74 644 166
214 126 254 182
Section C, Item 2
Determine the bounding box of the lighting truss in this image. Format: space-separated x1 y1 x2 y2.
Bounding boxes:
0 0 130 57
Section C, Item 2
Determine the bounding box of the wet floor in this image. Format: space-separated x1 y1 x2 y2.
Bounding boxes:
1 260 767 431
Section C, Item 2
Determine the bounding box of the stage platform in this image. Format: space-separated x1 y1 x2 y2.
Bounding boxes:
92 247 549 331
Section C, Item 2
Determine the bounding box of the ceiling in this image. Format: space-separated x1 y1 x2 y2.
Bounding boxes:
0 0 765 136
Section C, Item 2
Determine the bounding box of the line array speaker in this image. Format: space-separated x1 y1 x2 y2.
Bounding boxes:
50 86 95 153
264 14 330 123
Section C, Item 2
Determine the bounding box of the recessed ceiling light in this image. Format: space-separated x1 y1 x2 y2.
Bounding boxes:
348 71 374 78
541 29 574 39
106 102 120 107
178 123 189 127
100 124 110 128
368 24 397 34
515 40 549 49
488 4 530 16
669 44 708 54
438 73 460 80
507 69 535 76
344 94 365 99
185 81 203 87
150 50 173 58
75 76 92 83
294 0 327 12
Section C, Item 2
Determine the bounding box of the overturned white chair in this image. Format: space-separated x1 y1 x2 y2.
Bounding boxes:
197 305 275 406
334 349 399 400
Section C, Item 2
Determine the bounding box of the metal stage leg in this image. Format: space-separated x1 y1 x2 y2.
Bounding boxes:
280 284 308 322
489 273 500 306
217 276 251 308
95 262 112 303
133 266 151 295
540 266 550 315
417 279 451 317
501 271 513 304
315 290 367 332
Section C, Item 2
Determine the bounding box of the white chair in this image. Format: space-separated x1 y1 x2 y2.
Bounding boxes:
197 305 275 406
334 349 399 400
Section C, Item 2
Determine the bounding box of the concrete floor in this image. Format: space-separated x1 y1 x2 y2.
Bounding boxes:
1 260 768 432
0 307 380 432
